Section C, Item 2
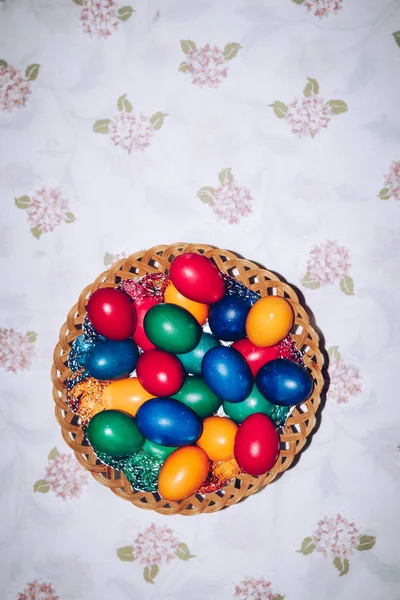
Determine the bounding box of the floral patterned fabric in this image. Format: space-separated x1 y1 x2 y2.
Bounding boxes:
1 0 399 599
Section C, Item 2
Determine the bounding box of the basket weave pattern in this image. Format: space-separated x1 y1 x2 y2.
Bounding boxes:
51 243 324 515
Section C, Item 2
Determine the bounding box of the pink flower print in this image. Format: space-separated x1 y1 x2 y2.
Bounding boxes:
34 449 89 499
15 185 75 238
197 168 253 225
17 581 59 600
303 0 344 18
379 160 400 201
302 240 354 295
312 514 359 559
0 329 36 373
134 523 180 567
0 60 40 113
78 0 134 39
328 347 362 405
234 577 283 600
179 41 241 89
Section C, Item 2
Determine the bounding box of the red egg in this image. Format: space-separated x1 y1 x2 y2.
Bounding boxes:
136 349 184 396
232 338 280 377
87 288 136 341
234 413 280 476
170 253 225 304
133 297 159 351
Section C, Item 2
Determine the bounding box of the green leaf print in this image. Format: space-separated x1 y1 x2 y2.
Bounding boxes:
378 187 391 200
104 252 113 265
340 275 354 296
72 0 84 5
223 43 242 60
175 542 195 561
65 212 76 224
218 168 234 186
143 564 159 584
48 447 59 460
118 6 135 21
197 187 215 204
180 40 196 54
116 546 136 561
0 59 8 69
14 195 31 209
303 77 319 97
301 272 320 290
292 0 306 4
341 559 350 576
328 346 341 361
269 101 288 119
150 112 167 130
327 99 348 115
392 32 400 48
178 61 190 73
333 556 350 576
296 536 316 555
356 534 376 551
93 119 111 134
25 64 40 81
26 331 38 343
117 94 133 112
33 479 51 493
30 227 42 239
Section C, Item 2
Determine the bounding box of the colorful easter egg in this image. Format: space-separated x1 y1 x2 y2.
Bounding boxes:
136 397 202 446
87 409 144 458
144 303 201 354
102 377 154 416
170 253 225 304
234 413 279 475
202 346 253 403
246 296 294 347
142 439 178 461
132 297 158 351
208 295 251 341
85 339 139 380
222 383 276 424
158 446 210 502
196 416 238 462
256 358 314 407
164 282 209 326
231 338 280 376
87 288 136 341
177 332 220 375
136 349 184 397
173 375 222 419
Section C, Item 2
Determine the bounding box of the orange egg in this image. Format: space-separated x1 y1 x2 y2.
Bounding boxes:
196 416 238 462
102 378 154 416
164 282 209 326
158 446 210 502
246 296 294 347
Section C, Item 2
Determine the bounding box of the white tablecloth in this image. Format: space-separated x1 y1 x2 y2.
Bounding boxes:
1 1 400 599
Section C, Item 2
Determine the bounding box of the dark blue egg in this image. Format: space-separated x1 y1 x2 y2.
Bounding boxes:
85 339 139 380
136 397 202 446
202 346 253 403
208 295 251 342
256 358 314 407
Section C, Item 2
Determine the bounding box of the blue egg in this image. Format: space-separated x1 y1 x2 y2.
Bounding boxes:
202 346 253 403
85 339 139 380
256 358 314 407
136 398 202 446
208 295 251 342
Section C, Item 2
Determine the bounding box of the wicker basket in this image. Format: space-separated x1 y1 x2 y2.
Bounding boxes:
51 243 325 515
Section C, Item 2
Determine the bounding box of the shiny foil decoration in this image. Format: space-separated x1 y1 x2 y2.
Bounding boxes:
67 377 108 425
119 273 170 302
123 450 164 493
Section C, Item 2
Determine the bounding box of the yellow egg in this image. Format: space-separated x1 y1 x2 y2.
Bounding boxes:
196 416 238 462
158 446 210 502
246 296 294 347
164 282 209 326
102 377 154 416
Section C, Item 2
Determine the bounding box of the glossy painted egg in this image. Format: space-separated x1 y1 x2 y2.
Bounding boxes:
143 439 178 461
169 253 225 304
158 446 210 502
234 413 280 475
222 383 276 424
173 375 221 419
232 338 280 376
144 303 201 354
132 297 158 351
102 377 154 416
246 296 294 347
136 349 184 396
208 295 251 341
177 332 220 375
196 416 238 461
85 339 139 380
87 288 136 341
256 358 314 407
136 397 203 446
87 409 144 458
202 346 253 403
164 282 209 326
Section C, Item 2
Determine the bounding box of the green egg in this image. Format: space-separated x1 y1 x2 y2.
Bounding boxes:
173 375 222 419
142 439 178 461
143 304 201 354
177 331 220 374
222 383 276 424
87 410 144 458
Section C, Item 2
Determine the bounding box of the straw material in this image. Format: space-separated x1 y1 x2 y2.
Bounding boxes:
51 243 325 515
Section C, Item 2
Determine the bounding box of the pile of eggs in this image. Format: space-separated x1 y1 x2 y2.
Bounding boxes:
67 253 314 502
